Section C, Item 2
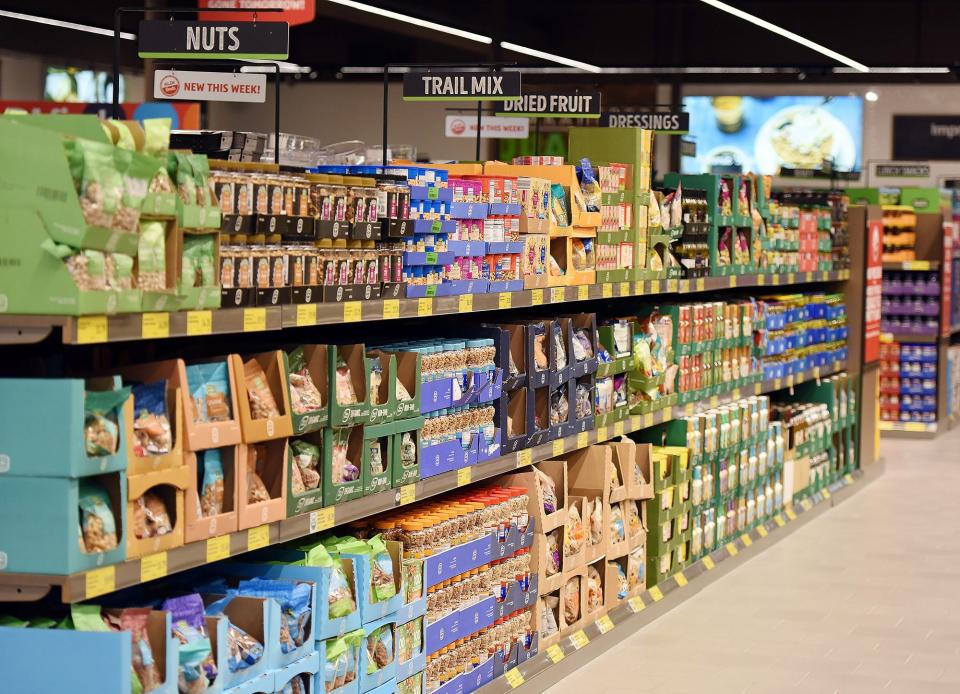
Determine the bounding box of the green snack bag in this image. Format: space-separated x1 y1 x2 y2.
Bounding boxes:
182 234 215 288
76 139 123 229
70 604 110 632
143 118 172 157
367 535 396 603
107 253 134 290
171 152 197 205
0 615 28 628
188 154 214 207
138 221 167 291
305 544 357 619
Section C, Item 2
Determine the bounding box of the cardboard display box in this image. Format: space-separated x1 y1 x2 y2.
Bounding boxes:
285 429 324 518
237 439 288 530
323 425 365 506
231 351 294 444
284 345 330 435
126 464 189 559
497 387 529 454
582 557 608 623
566 446 612 564
125 386 185 476
184 446 239 543
558 565 587 633
328 345 371 428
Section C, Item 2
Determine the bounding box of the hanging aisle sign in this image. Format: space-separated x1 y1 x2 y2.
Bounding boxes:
497 92 602 118
402 70 522 101
601 111 689 132
199 0 315 27
137 20 290 60
154 70 267 103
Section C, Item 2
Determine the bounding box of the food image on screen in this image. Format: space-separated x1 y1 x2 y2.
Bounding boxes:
682 95 863 176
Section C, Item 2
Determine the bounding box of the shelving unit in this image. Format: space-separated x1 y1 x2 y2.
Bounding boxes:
0 270 852 346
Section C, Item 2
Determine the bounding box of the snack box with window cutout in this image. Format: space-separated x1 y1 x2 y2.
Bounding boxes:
391 417 424 488
124 383 185 476
0 608 179 694
201 593 273 691
0 376 131 478
566 446 612 564
328 345 372 428
126 463 189 559
339 539 404 625
284 345 330 435
0 470 127 573
316 629 365 694
358 615 397 694
274 650 322 694
231 351 294 444
496 387 530 454
286 429 325 518
237 439 289 530
323 425 365 506
184 446 240 543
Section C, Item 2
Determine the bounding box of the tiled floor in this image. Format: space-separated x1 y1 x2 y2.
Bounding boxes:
545 427 960 694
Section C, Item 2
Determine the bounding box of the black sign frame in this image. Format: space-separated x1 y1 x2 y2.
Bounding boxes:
893 115 960 161
600 111 689 132
496 91 602 119
137 20 289 60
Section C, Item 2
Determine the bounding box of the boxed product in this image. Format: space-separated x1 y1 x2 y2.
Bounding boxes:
232 351 294 443
287 430 325 517
184 446 240 543
329 345 372 428
285 345 330 435
323 425 364 506
126 464 189 559
237 439 288 529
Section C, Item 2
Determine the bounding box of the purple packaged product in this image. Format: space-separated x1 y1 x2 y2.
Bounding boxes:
393 252 404 283
388 188 398 219
367 195 379 222
163 593 218 690
353 257 365 285
380 252 392 283
366 256 379 285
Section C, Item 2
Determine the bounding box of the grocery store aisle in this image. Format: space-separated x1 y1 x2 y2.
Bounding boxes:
545 427 960 694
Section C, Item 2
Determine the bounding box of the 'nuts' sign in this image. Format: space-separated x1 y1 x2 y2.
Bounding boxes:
138 20 289 60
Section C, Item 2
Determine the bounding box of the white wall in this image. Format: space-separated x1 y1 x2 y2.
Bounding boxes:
207 80 490 162
683 82 960 187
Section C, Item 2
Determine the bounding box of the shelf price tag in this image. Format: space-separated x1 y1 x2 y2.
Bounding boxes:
666 279 678 292
142 312 170 339
596 615 614 634
597 426 608 442
206 535 231 563
576 431 589 449
757 274 766 286
729 275 738 288
140 552 168 583
504 668 525 689
696 278 706 291
635 280 645 295
648 586 664 602
457 294 473 314
296 304 317 326
77 316 108 344
602 283 613 298
614 421 624 438
620 281 631 296
546 644 565 664
186 310 213 335
577 285 589 301
774 514 786 527
740 533 753 547
243 308 267 332
805 271 814 282
310 508 335 533
822 488 831 499
785 507 797 521
757 525 768 538
702 556 715 571
662 406 673 422
531 289 544 306
551 287 565 304
517 449 532 468
85 566 116 599
417 298 433 317
498 292 512 309
399 484 416 506
643 413 654 428
628 596 645 612
726 542 738 557
382 299 400 319
801 498 813 511
674 571 688 587
456 467 472 487
569 630 590 649
247 525 270 551
844 473 855 485
552 439 565 457
343 301 362 323
787 272 796 284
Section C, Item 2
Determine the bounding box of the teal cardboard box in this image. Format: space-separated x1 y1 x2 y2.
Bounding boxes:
0 376 130 478
0 471 127 574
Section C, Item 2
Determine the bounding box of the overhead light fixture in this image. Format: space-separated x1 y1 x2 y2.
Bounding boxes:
241 60 311 74
865 90 879 102
499 41 601 73
324 0 491 44
697 0 869 73
0 9 136 39
834 66 949 74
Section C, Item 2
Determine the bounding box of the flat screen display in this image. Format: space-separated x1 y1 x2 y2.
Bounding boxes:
681 95 863 175
44 68 124 103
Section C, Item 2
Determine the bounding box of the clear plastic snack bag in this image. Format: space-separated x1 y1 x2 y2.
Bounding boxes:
133 490 173 539
610 561 628 599
197 448 225 517
536 468 558 514
586 564 603 612
246 445 272 503
244 358 280 420
588 497 603 545
552 323 567 369
366 625 394 673
78 478 118 553
368 535 397 602
368 439 384 475
564 504 585 556
238 578 312 653
563 577 580 624
132 380 173 456
286 347 323 415
540 596 559 637
545 531 561 576
335 355 359 405
332 428 360 483
204 596 265 673
84 387 129 457
290 439 321 490
609 503 625 544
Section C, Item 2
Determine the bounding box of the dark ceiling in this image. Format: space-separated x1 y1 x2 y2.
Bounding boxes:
3 0 960 82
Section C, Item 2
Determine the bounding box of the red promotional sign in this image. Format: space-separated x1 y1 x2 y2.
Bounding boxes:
198 0 315 27
0 100 200 129
864 219 883 363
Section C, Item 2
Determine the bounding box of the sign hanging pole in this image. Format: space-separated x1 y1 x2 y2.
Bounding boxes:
476 101 482 161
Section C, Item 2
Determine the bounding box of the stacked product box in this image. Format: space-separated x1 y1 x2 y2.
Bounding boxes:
880 341 938 425
0 377 132 574
774 372 859 497
595 319 633 428
665 299 760 404
881 269 941 337
638 396 785 569
627 309 679 416
755 294 849 380
568 127 655 283
881 206 917 262
501 438 651 649
492 315 598 452
641 446 692 588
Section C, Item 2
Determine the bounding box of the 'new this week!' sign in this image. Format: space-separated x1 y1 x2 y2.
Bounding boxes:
403 70 522 101
154 70 267 103
497 92 602 118
138 20 289 60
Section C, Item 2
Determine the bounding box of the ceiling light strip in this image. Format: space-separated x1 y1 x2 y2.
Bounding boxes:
697 0 868 73
0 10 136 40
324 0 491 44
834 66 949 74
498 41 601 73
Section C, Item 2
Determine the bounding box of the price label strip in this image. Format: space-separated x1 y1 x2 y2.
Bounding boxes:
596 615 614 634
569 629 590 650
517 449 532 468
546 643 565 664
85 566 116 599
310 508 335 533
206 535 231 563
648 586 664 602
140 552 168 583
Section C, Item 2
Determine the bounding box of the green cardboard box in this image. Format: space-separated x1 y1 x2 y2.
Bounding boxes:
323 425 364 506
363 422 394 496
285 345 330 435
391 417 424 488
286 429 325 518
328 345 371 427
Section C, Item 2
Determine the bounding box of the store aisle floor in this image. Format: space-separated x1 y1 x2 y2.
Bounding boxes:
545 427 960 694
